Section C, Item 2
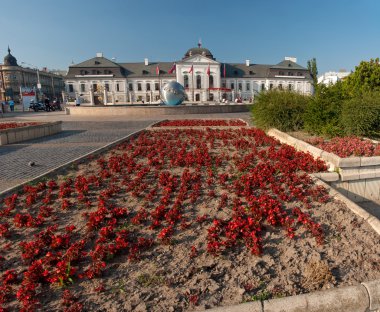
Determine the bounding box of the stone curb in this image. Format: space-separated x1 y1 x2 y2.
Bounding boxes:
205 281 380 312
0 121 62 145
0 120 159 199
267 128 380 168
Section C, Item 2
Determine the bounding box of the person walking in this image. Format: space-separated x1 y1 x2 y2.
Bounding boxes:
8 99 14 112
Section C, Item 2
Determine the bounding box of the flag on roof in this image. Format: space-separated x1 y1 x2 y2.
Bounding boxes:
207 64 210 76
189 65 193 73
156 65 160 75
168 63 176 74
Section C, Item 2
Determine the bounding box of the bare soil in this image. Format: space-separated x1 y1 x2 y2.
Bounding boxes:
0 127 379 312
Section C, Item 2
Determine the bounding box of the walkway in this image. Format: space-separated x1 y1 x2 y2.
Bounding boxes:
0 119 155 192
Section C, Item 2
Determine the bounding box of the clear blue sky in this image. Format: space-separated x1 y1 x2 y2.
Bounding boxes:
1 0 379 74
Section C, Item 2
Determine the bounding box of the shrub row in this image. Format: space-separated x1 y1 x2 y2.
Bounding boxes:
251 87 380 138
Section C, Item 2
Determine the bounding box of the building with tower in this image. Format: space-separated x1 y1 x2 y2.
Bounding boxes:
0 47 65 106
64 43 313 105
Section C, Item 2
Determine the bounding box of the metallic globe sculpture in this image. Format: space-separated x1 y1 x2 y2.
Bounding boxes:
161 81 186 106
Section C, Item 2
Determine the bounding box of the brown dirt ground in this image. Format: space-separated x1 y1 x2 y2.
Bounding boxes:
0 128 379 312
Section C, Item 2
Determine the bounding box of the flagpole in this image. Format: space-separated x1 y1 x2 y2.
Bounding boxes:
192 63 194 102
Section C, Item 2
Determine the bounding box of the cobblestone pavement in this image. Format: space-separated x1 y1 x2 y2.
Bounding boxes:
0 120 156 192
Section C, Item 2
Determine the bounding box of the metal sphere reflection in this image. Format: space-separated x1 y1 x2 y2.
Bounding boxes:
161 81 186 106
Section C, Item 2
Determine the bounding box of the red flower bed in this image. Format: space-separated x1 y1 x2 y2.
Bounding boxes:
0 125 378 311
154 119 247 127
0 122 40 131
307 136 380 158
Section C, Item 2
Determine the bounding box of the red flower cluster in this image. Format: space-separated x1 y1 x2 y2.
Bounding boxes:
155 119 247 127
0 123 329 310
307 136 380 158
0 122 40 131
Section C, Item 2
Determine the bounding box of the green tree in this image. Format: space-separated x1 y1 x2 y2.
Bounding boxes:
343 58 380 95
307 58 318 90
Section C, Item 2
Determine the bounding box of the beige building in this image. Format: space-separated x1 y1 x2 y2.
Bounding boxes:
0 47 65 104
64 44 314 105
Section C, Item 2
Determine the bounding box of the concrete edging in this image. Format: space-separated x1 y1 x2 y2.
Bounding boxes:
0 121 62 145
65 104 252 117
205 281 380 312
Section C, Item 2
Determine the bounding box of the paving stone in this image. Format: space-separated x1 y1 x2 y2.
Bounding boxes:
0 120 154 192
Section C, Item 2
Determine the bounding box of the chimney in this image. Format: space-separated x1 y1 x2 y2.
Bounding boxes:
246 60 250 67
144 58 149 66
285 56 297 63
96 52 103 57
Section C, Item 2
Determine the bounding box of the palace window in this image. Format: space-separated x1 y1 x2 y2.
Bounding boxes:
80 84 85 92
288 72 294 76
129 83 133 91
238 83 242 91
155 83 159 90
68 84 74 92
230 82 234 90
146 83 151 91
184 75 189 88
279 84 283 90
297 72 303 76
261 83 265 91
269 83 273 90
137 83 142 91
246 83 250 91
196 75 201 89
209 75 214 88
222 81 226 88
93 84 98 91
288 84 292 90
116 83 120 92
105 83 109 91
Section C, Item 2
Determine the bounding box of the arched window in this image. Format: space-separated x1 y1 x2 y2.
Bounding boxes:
196 75 201 89
184 75 189 88
209 75 214 88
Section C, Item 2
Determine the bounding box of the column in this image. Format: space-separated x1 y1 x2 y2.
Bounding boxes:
90 89 94 105
111 92 115 105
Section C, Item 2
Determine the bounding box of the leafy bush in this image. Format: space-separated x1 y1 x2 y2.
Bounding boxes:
303 82 347 137
341 92 380 137
251 90 309 131
344 58 380 96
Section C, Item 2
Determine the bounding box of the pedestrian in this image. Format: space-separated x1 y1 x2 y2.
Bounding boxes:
44 98 50 111
8 99 14 112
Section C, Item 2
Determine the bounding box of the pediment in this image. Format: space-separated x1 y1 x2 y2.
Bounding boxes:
180 55 219 64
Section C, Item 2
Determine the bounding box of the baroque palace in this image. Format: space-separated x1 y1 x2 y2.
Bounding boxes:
0 47 65 104
65 43 313 105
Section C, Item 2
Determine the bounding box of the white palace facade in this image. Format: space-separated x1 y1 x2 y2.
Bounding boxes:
64 44 313 105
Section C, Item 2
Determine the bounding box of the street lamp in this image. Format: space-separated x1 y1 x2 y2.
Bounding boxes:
21 62 41 101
